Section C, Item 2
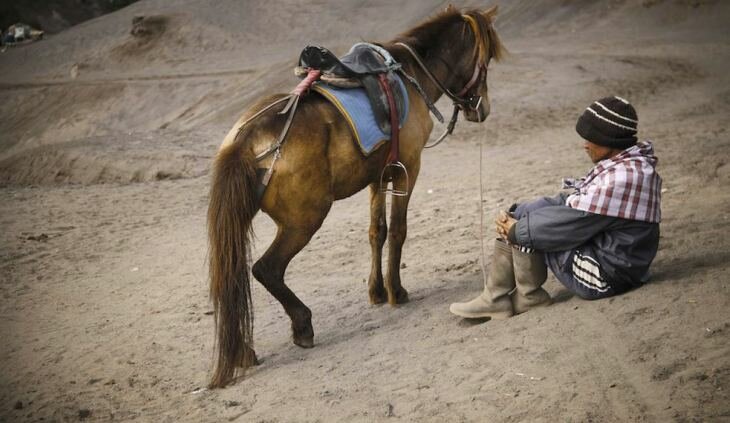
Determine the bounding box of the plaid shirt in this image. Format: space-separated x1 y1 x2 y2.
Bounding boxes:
564 141 662 223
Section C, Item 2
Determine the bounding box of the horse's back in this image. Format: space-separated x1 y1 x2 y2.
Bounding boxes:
219 86 431 217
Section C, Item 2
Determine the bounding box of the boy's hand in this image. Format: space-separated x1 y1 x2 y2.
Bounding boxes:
495 210 517 240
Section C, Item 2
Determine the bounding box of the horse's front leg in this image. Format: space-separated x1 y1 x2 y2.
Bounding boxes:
368 183 388 304
384 163 420 305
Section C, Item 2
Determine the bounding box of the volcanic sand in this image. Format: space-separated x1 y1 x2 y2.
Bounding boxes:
1 1 729 421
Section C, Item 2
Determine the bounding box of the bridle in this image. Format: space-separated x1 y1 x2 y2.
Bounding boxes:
394 19 488 148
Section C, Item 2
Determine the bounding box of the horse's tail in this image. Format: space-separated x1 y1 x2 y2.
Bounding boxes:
207 139 259 388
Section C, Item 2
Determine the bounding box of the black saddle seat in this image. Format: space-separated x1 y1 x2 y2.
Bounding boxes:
298 44 407 134
299 44 394 76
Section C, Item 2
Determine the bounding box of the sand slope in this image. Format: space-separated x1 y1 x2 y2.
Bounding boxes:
1 0 729 421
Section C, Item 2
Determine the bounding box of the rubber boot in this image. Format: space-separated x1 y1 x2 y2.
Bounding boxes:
511 248 551 314
449 239 515 319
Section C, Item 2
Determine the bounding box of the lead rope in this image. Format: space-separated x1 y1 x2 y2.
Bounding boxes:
477 107 489 283
479 139 487 282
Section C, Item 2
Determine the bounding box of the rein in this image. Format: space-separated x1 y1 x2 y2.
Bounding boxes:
394 27 486 149
395 42 484 109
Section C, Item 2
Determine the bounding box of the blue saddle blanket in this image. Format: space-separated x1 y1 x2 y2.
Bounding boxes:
312 76 409 156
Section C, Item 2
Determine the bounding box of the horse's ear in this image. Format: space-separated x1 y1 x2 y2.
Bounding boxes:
484 5 499 19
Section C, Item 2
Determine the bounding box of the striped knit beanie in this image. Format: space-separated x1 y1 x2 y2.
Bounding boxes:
576 96 638 149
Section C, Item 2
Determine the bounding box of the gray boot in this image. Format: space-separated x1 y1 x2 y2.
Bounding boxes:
450 239 515 319
511 248 551 314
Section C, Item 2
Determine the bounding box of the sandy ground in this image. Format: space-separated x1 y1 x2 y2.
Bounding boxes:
1 1 729 421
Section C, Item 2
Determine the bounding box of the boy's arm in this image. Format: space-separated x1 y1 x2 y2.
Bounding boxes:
508 206 617 252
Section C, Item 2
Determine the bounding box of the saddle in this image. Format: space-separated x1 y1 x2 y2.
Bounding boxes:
298 44 406 135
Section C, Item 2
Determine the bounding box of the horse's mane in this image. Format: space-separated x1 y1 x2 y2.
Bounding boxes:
392 6 505 65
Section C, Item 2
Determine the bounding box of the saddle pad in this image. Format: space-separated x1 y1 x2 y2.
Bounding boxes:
312 75 409 156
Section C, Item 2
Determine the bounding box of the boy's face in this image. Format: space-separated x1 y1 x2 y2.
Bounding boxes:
584 140 621 163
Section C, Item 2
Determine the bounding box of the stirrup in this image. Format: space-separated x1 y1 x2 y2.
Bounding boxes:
380 161 409 197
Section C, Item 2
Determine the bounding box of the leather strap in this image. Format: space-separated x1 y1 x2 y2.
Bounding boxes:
255 69 322 161
292 69 321 95
396 68 444 123
378 73 400 164
394 42 481 108
456 62 484 98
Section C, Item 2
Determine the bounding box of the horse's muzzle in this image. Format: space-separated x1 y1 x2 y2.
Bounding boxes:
463 96 490 122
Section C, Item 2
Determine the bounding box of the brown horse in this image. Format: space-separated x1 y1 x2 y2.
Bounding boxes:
207 6 505 388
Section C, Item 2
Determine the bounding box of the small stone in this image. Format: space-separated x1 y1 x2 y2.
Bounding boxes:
385 403 394 417
223 400 240 407
79 409 91 419
14 401 23 410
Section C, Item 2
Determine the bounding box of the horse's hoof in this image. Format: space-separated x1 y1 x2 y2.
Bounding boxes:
292 320 314 348
293 335 314 349
369 289 387 305
388 288 409 305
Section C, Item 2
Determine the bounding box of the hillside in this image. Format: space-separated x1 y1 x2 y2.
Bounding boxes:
1 1 729 421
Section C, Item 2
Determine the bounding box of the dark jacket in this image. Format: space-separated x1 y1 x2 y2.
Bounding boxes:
508 193 660 291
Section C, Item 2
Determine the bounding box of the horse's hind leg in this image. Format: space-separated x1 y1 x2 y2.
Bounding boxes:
368 183 388 304
252 219 327 348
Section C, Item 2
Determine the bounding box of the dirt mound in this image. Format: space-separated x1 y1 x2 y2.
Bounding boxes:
112 14 169 56
0 133 211 187
106 13 237 63
110 14 170 59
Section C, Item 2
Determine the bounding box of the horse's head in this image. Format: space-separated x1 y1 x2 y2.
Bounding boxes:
392 6 505 124
456 7 504 122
